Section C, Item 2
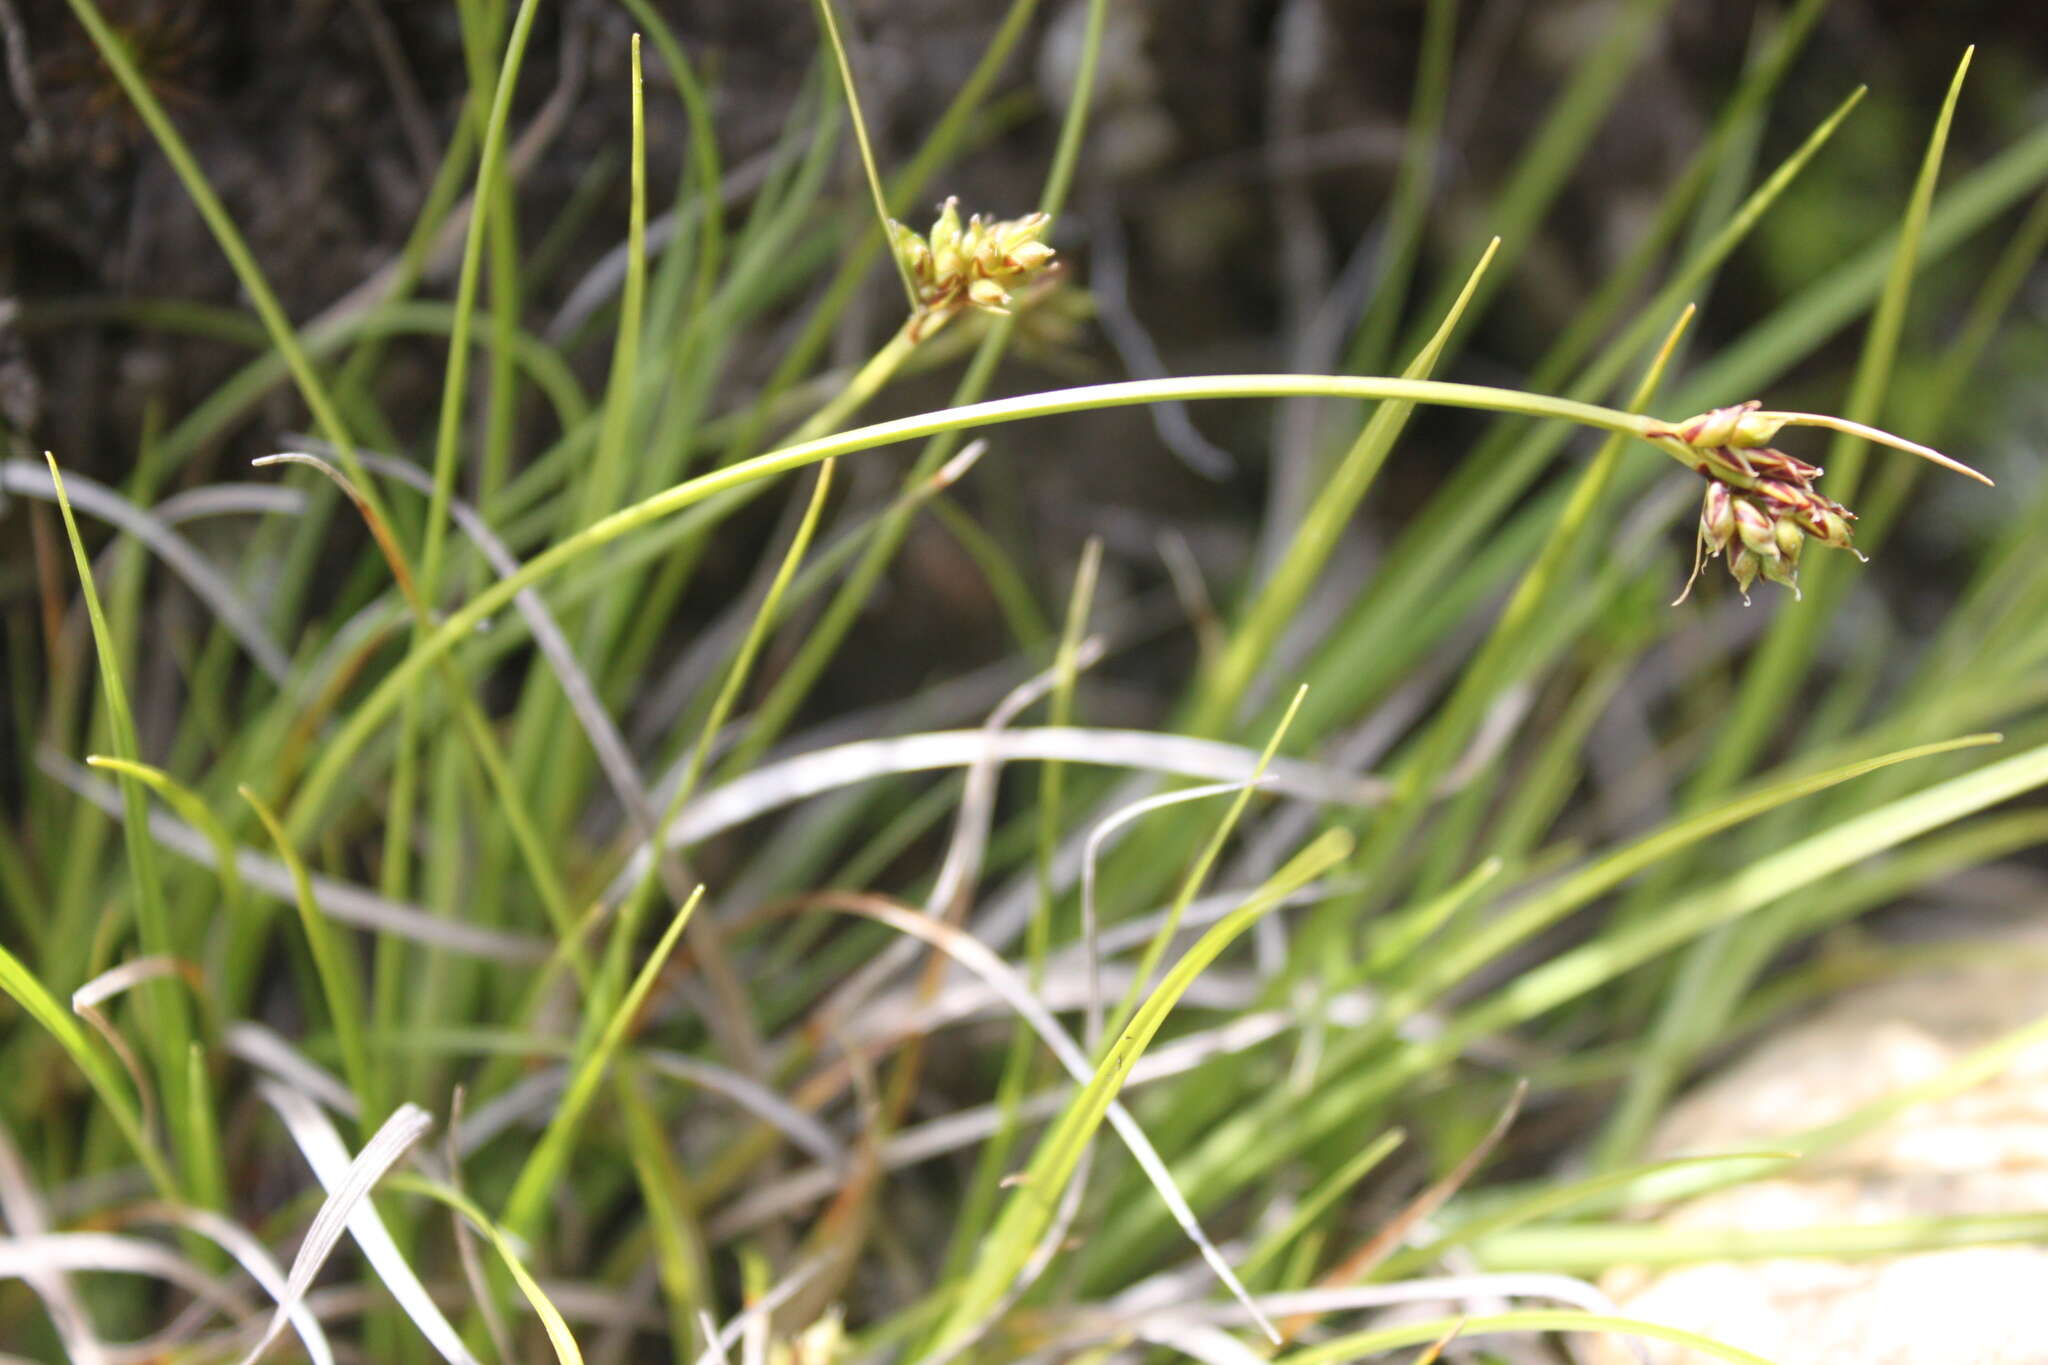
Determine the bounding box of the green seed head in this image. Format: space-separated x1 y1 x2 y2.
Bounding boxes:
1730 546 1762 600
892 198 1059 326
1775 514 1805 560
1731 497 1780 560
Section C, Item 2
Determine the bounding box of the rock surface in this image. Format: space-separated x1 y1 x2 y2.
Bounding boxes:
1594 935 2048 1364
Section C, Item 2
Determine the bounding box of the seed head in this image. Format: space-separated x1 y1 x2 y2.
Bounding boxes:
1648 396 1986 605
889 197 1059 336
1730 496 1779 561
1730 546 1762 601
1701 481 1735 555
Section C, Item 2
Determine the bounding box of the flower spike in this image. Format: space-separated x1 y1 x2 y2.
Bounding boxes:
1646 398 1984 603
889 198 1058 338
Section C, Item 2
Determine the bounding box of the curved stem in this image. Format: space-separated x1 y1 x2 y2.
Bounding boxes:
283 374 1666 842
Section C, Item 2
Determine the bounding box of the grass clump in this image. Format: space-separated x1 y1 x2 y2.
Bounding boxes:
3 6 2046 1364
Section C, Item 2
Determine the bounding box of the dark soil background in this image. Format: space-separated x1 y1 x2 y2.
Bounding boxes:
4 0 2044 709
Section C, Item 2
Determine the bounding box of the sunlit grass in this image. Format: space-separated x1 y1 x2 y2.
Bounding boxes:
5 4 2046 1363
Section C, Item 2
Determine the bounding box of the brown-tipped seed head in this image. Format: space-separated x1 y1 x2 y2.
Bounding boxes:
1752 479 1816 515
1701 482 1736 555
1746 447 1823 482
1794 504 1856 550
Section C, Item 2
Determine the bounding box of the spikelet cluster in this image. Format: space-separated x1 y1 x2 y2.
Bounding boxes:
1654 402 1861 604
889 197 1055 337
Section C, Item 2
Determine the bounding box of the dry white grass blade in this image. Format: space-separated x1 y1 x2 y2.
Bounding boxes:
741 1298 769 1365
68 957 190 1162
804 899 1276 1341
0 1120 106 1364
253 1086 475 1365
1443 684 1534 791
226 1023 361 1119
930 637 1110 920
712 1019 1270 1235
612 725 1386 904
697 1310 732 1365
2 459 292 681
1132 1321 1270 1365
135 1204 335 1365
0 1231 250 1319
848 966 1372 1050
71 956 185 1014
70 956 189 1154
806 644 1115 1042
272 1279 660 1335
40 751 550 962
808 678 1383 1025
1083 781 1251 1049
151 481 308 523
838 880 1358 1064
715 999 1382 1238
337 448 657 839
1226 656 1453 891
1109 1273 1647 1365
1062 880 1358 973
691 1256 825 1365
639 1050 846 1168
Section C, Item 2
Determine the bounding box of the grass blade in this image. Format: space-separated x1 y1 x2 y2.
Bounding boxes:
924 827 1354 1357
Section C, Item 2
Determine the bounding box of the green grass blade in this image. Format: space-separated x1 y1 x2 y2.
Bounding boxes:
1343 303 1696 930
1609 50 1980 1166
241 788 375 1132
390 1172 586 1364
83 756 253 1006
421 0 547 591
0 940 174 1196
501 887 704 1241
923 827 1353 1358
1238 1128 1405 1285
41 454 193 1187
1196 241 1500 735
1473 1213 2048 1273
1111 686 1311 1037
